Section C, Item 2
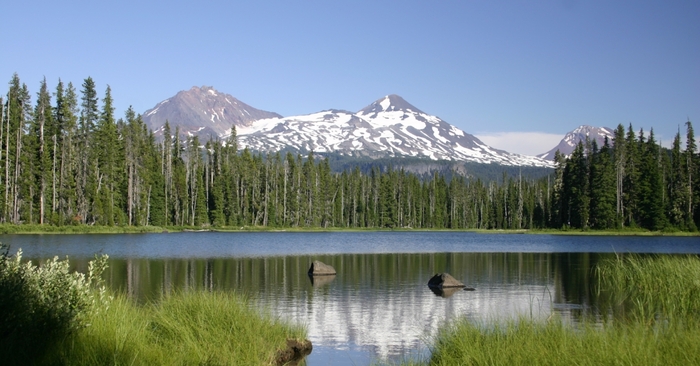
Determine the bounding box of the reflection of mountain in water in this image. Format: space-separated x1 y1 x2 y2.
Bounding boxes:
79 253 606 362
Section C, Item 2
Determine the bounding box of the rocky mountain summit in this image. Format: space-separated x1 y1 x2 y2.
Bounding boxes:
142 86 281 138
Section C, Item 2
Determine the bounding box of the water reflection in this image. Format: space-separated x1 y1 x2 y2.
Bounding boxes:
309 275 336 287
10 232 696 365
64 252 611 363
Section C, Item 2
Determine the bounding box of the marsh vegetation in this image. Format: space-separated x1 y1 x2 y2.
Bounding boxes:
0 244 307 366
407 254 700 365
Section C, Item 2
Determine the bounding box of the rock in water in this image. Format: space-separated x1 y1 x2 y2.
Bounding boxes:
427 273 466 289
308 260 336 276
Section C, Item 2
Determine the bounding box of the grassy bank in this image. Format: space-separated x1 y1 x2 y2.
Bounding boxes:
4 290 308 366
408 254 700 366
418 317 700 366
0 247 307 366
51 291 307 366
0 223 170 234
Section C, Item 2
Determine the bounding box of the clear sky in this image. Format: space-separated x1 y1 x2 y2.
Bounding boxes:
2 0 698 156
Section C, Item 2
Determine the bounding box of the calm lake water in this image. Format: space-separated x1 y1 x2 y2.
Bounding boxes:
4 232 699 365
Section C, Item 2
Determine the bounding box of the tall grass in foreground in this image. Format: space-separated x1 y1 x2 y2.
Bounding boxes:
418 317 700 366
53 291 307 366
404 255 700 366
596 254 700 322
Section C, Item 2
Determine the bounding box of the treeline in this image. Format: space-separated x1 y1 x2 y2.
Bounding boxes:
1 74 698 231
551 123 699 231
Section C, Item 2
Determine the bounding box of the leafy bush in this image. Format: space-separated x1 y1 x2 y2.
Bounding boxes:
0 243 109 364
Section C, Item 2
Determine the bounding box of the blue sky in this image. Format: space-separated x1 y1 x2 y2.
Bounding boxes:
2 0 698 155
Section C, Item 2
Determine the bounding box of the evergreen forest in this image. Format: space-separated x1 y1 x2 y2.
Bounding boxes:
2 74 698 231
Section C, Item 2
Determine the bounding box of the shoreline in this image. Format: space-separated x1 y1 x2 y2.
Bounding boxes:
0 224 697 236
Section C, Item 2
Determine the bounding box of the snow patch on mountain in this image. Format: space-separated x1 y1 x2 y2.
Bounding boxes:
233 95 553 167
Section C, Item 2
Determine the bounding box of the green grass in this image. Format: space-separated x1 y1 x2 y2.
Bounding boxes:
1 247 306 365
418 317 700 366
49 291 307 366
403 254 700 366
596 254 700 322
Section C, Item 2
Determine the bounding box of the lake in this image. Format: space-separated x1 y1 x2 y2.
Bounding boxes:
4 232 699 365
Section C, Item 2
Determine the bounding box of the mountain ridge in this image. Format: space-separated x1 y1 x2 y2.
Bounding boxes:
142 87 554 167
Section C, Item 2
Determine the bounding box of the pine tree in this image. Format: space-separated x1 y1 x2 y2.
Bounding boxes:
550 150 567 228
31 78 54 224
54 81 79 224
379 167 397 228
637 129 667 230
171 126 188 225
590 138 616 229
562 142 590 228
685 120 698 229
4 75 32 224
161 121 173 225
667 131 688 228
611 124 626 227
77 77 99 224
623 125 640 227
93 85 120 225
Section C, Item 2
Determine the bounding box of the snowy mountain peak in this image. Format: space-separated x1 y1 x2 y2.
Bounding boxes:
564 125 614 147
143 89 554 168
538 125 615 160
359 94 425 116
233 95 553 167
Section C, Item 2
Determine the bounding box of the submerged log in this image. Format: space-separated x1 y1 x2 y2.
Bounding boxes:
308 260 336 276
427 273 466 289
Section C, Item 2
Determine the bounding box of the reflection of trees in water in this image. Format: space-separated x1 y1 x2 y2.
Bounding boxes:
551 253 618 321
84 253 602 306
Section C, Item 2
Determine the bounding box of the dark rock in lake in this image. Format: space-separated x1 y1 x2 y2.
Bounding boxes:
308 260 336 276
309 274 336 287
427 273 466 289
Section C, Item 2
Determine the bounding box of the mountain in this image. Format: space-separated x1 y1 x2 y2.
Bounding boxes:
538 125 615 160
234 94 553 167
142 86 281 138
142 88 553 168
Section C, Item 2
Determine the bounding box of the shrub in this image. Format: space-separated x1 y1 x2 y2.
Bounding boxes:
0 243 109 364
